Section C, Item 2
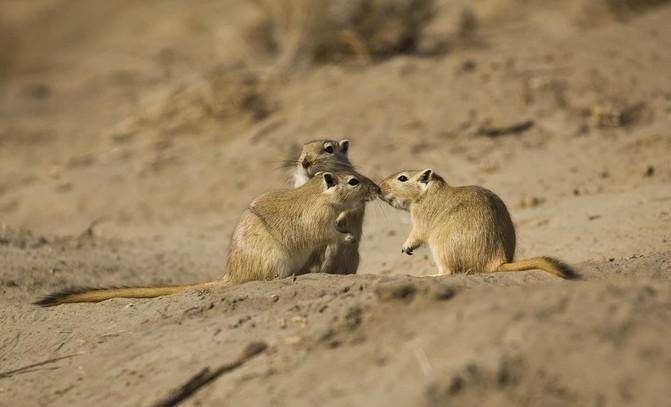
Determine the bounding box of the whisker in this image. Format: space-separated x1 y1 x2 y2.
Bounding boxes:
274 163 297 170
371 199 390 224
277 160 300 165
266 159 299 164
378 200 390 223
271 160 300 170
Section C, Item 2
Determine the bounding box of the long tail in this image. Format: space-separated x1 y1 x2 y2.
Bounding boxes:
496 257 577 279
35 281 224 307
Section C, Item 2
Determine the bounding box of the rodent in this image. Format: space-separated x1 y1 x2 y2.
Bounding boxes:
291 139 354 188
291 139 365 275
379 169 575 279
36 171 380 306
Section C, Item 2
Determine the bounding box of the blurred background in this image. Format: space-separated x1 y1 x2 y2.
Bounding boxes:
1 0 669 258
2 3 671 406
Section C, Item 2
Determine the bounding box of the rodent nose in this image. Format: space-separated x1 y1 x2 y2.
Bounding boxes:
301 157 310 169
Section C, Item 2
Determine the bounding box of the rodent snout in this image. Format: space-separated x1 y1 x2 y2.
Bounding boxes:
376 181 395 203
378 180 389 195
365 184 382 201
301 157 311 169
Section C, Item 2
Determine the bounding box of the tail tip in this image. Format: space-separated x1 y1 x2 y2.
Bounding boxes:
33 287 92 307
544 257 581 280
34 294 63 307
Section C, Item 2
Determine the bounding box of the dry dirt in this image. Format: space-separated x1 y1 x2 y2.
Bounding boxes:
1 1 671 406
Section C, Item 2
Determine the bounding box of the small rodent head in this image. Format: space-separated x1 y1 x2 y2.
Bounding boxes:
317 171 380 207
293 139 352 187
379 169 442 210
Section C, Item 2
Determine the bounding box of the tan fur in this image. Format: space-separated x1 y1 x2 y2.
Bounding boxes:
36 282 222 306
37 172 379 306
293 139 365 275
379 169 574 279
226 170 378 282
496 257 573 278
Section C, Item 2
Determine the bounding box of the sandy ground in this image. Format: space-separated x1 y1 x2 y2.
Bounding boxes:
1 1 671 406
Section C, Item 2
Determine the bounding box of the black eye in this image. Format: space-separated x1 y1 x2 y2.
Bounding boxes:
398 175 408 182
324 145 334 154
348 178 360 186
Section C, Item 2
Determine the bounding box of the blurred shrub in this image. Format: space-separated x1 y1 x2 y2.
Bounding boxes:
247 0 436 67
106 64 275 147
607 0 671 16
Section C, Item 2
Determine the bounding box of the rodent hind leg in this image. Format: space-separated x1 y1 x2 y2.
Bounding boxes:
423 246 452 276
255 245 296 280
328 243 360 275
318 243 339 274
296 248 324 275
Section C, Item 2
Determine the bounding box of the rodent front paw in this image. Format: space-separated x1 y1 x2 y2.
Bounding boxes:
401 245 414 255
344 234 356 244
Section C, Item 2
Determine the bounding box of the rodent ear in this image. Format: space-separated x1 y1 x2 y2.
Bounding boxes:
322 172 337 189
338 139 350 154
418 168 434 184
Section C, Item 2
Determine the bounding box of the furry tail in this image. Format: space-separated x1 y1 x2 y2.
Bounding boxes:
497 257 577 279
35 281 223 307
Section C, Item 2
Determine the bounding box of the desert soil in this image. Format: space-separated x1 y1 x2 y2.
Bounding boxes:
1 1 671 406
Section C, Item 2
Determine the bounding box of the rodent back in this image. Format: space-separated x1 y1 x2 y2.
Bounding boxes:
421 186 516 262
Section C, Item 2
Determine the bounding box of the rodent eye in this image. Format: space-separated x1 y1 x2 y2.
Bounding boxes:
398 175 408 182
348 178 360 186
324 145 334 154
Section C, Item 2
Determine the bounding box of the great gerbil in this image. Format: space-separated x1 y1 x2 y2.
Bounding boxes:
379 169 575 278
291 139 354 188
291 139 365 275
36 171 380 306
